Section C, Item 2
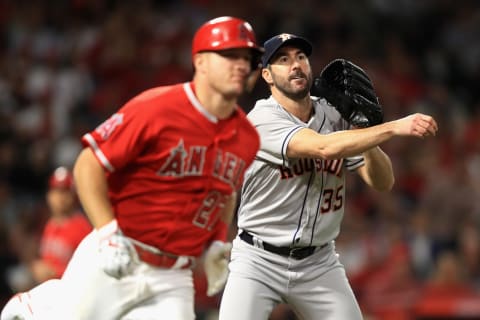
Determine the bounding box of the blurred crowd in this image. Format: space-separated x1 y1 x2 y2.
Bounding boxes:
0 0 479 319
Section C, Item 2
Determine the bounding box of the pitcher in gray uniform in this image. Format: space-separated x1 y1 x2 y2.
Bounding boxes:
219 34 438 320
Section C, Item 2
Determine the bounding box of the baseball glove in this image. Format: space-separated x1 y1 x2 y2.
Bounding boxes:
311 58 383 128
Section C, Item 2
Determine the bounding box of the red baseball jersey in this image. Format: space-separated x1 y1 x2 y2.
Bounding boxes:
39 212 92 277
82 82 260 257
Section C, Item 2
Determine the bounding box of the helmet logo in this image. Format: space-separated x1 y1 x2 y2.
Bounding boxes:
238 23 250 41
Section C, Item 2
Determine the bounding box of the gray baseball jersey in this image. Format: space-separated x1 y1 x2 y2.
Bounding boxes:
237 95 364 247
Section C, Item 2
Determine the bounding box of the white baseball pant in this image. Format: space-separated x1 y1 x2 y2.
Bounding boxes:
219 237 363 320
1 231 196 320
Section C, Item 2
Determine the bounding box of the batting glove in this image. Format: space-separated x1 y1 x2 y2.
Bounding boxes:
204 241 232 297
96 219 138 279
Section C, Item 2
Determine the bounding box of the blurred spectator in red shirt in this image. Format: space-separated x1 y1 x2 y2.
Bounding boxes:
359 223 421 319
30 166 92 283
414 251 480 319
6 167 91 292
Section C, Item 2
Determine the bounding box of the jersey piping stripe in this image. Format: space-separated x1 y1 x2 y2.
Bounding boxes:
83 133 115 173
281 125 303 168
183 82 218 124
290 173 310 247
346 158 363 170
309 168 324 246
307 112 326 246
291 112 326 247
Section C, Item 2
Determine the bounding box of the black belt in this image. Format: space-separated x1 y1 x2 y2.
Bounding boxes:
239 231 327 260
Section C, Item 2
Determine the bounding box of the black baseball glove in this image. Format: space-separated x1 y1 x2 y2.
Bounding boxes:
311 58 383 128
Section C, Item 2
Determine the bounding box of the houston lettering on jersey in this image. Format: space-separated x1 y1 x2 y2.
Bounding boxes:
278 158 343 179
158 139 246 188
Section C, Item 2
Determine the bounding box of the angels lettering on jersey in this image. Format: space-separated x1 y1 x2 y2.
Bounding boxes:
94 113 246 189
95 113 124 140
158 139 246 188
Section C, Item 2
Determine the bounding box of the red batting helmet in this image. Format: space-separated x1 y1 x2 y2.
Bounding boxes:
192 16 264 57
49 167 74 190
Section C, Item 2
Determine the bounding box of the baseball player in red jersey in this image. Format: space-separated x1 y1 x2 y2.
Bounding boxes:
1 16 262 320
31 167 92 283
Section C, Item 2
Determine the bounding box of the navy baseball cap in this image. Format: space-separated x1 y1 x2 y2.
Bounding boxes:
261 33 313 67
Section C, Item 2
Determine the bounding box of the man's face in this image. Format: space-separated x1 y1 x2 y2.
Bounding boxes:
263 46 312 100
197 48 254 99
47 188 76 217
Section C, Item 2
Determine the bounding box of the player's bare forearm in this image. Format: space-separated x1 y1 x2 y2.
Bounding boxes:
289 122 395 159
73 148 115 229
357 147 394 192
288 113 438 159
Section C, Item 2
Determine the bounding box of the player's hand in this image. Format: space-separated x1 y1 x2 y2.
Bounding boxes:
96 219 138 279
204 241 232 297
392 113 438 138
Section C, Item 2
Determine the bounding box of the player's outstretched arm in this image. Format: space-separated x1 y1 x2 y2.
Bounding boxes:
287 113 438 160
390 113 438 138
354 112 438 192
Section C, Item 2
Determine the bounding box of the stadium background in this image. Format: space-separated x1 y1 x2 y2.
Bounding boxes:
0 0 479 319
